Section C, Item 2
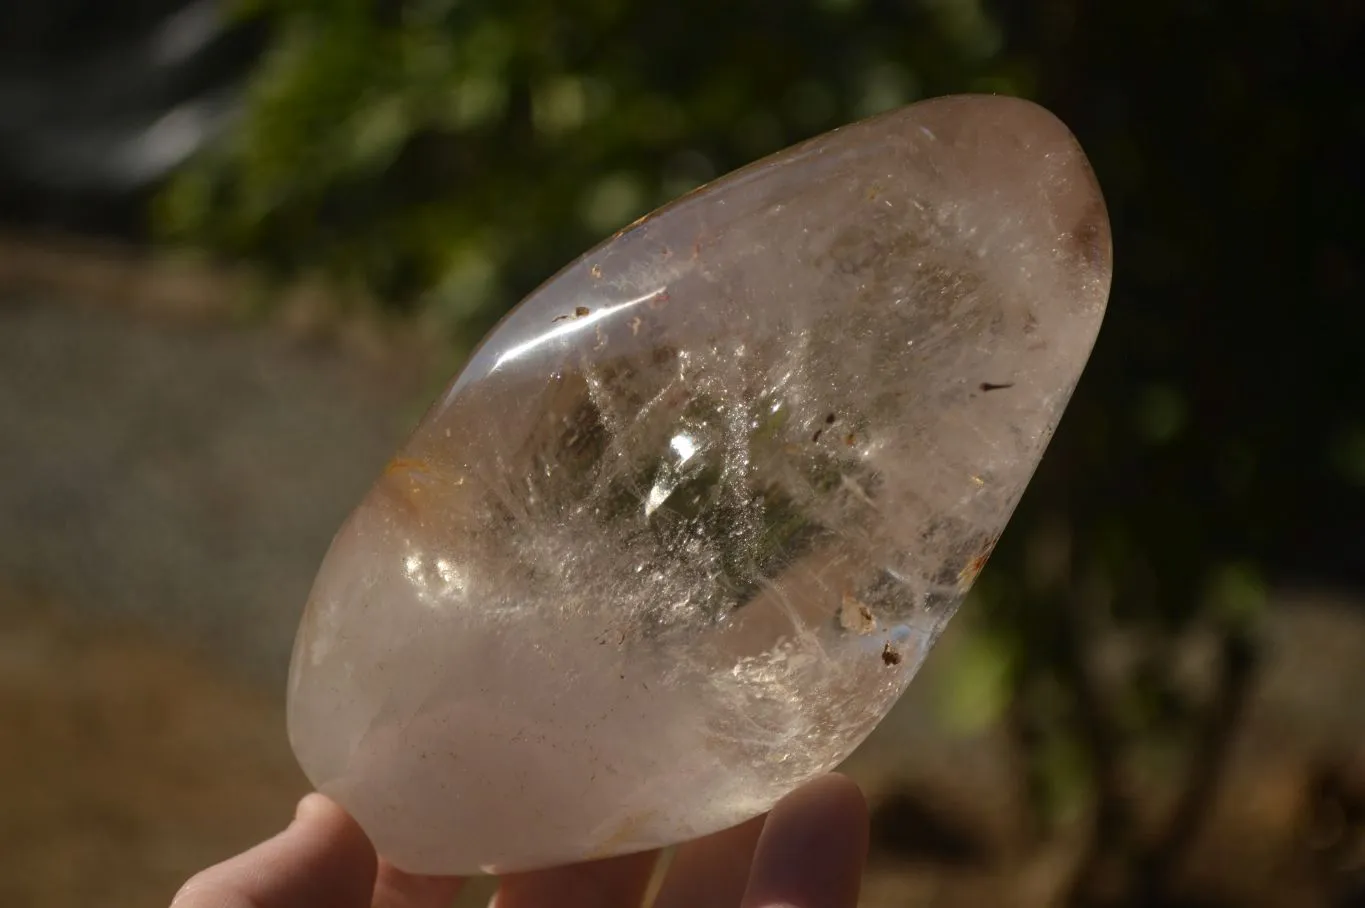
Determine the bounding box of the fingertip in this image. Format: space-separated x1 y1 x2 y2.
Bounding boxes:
741 774 868 908
293 791 333 823
172 793 377 908
288 792 377 882
794 772 869 828
652 814 766 908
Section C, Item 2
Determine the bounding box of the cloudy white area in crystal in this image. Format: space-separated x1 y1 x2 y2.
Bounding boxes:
286 93 1112 875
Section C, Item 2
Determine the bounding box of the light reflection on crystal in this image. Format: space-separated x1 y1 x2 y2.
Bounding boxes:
402 549 469 608
490 286 669 372
669 433 697 464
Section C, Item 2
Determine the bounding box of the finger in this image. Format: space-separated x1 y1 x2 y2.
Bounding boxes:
651 815 765 908
492 849 659 908
740 774 868 908
371 860 466 908
171 793 377 908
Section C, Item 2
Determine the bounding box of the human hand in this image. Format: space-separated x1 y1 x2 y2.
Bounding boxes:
171 773 867 908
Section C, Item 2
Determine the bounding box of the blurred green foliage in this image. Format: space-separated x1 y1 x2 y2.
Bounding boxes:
160 1 1365 904
156 0 1016 346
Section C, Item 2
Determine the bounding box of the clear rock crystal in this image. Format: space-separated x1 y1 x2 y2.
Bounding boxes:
286 94 1112 875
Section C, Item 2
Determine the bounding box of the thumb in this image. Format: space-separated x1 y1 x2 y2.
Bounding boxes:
172 793 378 908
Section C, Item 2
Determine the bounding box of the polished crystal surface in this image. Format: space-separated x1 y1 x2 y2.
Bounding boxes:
286 94 1112 875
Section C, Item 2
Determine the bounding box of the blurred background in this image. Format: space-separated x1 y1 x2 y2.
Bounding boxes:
1 1 1362 906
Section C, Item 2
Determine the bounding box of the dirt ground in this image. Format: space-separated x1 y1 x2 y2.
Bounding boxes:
0 595 305 908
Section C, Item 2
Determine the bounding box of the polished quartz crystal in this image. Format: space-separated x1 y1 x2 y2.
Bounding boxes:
286 94 1112 875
